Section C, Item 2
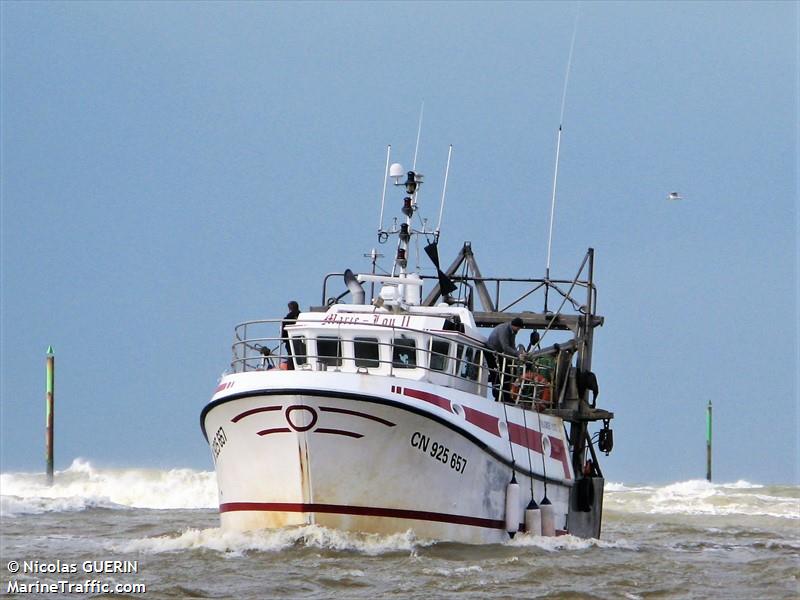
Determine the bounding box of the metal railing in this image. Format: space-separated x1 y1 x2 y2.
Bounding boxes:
230 318 567 409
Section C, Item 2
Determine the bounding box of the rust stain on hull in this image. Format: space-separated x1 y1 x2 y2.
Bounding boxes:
298 430 313 525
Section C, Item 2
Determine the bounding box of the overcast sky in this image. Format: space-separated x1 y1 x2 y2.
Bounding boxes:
1 1 797 484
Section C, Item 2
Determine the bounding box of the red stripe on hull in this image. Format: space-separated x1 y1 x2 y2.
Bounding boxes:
314 428 363 438
214 381 234 394
508 421 542 451
508 421 570 480
463 406 500 436
232 405 282 423
549 438 571 480
257 427 291 436
319 406 396 427
400 386 569 480
402 387 452 411
219 501 505 530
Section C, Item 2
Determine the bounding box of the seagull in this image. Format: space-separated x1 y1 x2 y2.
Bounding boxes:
668 192 683 201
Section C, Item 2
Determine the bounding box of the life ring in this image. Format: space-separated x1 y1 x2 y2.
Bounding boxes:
532 372 551 403
512 370 536 402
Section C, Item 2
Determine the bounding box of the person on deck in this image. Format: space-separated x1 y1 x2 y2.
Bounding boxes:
281 300 300 370
485 317 524 400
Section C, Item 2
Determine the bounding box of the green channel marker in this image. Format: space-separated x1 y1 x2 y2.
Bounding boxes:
46 346 55 485
706 400 712 482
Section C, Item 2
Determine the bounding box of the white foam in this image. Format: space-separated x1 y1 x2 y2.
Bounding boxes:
507 533 639 551
115 524 428 556
0 493 122 516
605 481 634 492
422 564 484 577
722 480 765 490
605 479 799 519
0 458 217 517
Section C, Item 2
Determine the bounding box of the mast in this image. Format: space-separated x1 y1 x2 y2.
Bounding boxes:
391 168 422 277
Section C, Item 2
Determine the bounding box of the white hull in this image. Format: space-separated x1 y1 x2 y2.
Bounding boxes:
202 371 575 544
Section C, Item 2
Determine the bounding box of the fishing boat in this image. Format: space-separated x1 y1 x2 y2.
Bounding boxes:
200 151 614 543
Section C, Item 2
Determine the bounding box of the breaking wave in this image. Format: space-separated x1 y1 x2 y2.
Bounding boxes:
507 532 639 551
115 524 428 556
0 458 217 517
604 479 799 520
3 462 796 524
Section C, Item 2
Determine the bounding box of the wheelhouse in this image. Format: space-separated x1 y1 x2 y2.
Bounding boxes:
230 306 491 397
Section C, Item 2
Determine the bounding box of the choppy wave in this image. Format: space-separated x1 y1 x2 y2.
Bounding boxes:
605 479 799 520
2 462 797 523
0 458 217 517
116 524 638 557
115 524 427 556
508 532 639 551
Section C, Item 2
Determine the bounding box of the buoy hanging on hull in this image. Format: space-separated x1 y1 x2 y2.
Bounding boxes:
524 498 541 536
540 496 555 537
505 474 520 538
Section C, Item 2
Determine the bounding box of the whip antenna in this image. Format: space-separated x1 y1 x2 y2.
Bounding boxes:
435 144 453 237
378 145 392 233
545 7 579 309
412 101 424 171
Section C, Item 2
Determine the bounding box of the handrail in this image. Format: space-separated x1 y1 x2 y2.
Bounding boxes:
228 318 560 410
320 271 596 318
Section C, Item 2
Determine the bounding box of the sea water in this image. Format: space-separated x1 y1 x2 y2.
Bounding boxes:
1 459 797 599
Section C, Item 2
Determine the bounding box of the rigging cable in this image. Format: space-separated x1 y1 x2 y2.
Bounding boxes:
521 401 536 499
500 397 517 473
535 402 549 499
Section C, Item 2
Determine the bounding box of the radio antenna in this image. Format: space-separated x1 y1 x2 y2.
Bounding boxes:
412 101 424 171
435 145 453 237
378 144 391 233
544 7 579 311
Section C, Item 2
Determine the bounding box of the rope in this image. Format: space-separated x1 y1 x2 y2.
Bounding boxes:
521 405 535 499
500 396 516 472
535 405 549 498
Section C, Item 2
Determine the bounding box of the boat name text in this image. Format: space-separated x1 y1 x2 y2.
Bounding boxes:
321 314 412 328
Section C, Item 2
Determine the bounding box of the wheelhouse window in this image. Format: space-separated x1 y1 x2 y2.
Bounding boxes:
317 336 342 367
454 344 465 376
354 336 380 368
429 340 450 372
392 336 417 369
291 336 307 366
461 346 481 381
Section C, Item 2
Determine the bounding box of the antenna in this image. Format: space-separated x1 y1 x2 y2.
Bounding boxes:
544 6 579 310
412 101 424 171
435 145 453 237
363 248 384 300
378 145 392 233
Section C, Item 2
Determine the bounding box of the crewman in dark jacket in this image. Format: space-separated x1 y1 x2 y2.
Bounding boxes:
485 317 524 400
281 301 300 369
486 317 523 356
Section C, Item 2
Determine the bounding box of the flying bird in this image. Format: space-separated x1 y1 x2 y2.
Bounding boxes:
668 192 683 201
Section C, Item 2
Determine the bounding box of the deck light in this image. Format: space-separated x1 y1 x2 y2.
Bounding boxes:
405 171 418 194
396 248 407 267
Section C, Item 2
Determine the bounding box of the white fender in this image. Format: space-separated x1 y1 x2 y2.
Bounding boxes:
524 499 541 536
505 478 520 536
540 496 555 537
